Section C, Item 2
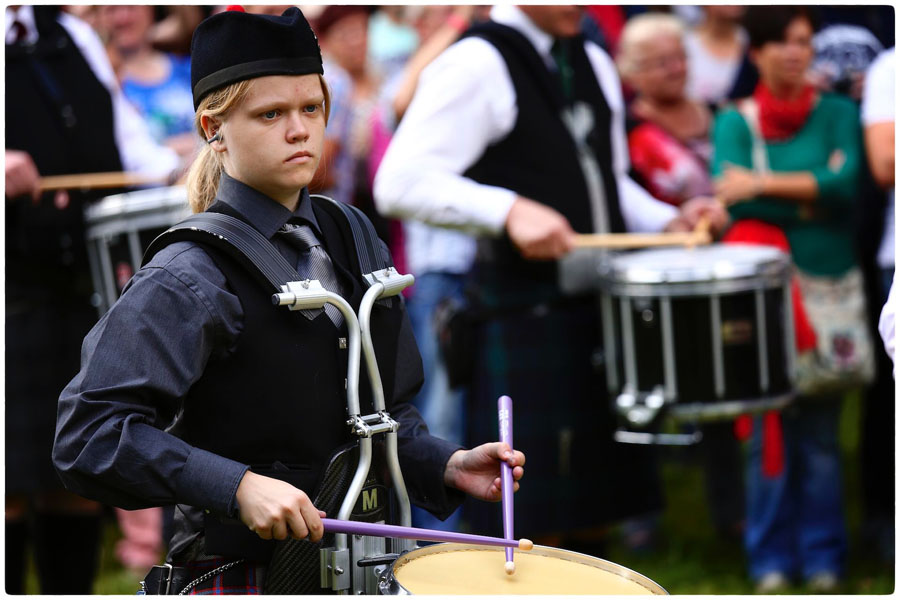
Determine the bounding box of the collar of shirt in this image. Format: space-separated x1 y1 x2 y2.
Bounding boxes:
6 5 39 45
215 172 322 240
490 5 557 70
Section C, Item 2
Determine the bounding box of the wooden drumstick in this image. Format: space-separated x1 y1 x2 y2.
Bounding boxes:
572 230 708 250
320 518 534 550
687 215 713 249
498 395 516 574
39 171 169 191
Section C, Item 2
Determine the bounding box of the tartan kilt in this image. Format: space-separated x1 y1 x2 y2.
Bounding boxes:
173 556 266 595
464 296 663 539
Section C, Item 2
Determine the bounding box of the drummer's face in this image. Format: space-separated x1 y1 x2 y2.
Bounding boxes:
217 75 325 208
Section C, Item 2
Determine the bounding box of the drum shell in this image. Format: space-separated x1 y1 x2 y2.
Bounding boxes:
599 245 795 432
378 543 667 595
605 287 792 404
84 186 190 314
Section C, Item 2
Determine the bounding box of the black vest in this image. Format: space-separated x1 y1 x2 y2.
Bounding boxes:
5 6 123 303
462 23 625 306
177 200 412 532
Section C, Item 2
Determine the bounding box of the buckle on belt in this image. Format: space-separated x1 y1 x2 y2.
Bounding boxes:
162 563 173 595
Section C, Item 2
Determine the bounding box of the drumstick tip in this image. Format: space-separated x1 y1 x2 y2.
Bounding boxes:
518 538 533 551
505 560 516 574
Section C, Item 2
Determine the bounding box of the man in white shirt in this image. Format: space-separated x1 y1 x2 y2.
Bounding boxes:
5 5 179 594
375 5 724 546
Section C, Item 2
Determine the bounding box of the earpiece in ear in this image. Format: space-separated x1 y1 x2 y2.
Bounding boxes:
207 132 221 144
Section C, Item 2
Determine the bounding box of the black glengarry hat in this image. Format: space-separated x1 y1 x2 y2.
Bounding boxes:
190 6 323 110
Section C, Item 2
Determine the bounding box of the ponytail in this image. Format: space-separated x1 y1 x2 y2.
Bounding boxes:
186 145 224 213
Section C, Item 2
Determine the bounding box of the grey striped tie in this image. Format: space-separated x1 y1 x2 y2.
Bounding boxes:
278 223 344 327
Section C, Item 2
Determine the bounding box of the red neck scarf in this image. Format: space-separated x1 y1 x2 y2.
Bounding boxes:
753 82 816 141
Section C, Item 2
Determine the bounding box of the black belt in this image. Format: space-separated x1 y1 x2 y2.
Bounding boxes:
140 564 192 595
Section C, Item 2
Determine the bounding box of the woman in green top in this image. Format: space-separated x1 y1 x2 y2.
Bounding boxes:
710 6 859 593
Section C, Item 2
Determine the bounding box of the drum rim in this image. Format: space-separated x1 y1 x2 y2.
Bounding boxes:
84 185 189 222
601 274 790 297
603 243 791 285
384 542 668 595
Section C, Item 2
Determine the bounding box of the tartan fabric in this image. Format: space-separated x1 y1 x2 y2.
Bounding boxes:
175 556 267 595
464 296 663 539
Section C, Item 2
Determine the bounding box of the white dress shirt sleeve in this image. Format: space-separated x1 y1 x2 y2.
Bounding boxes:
58 12 180 178
585 42 678 233
861 48 895 126
879 272 897 378
373 38 519 236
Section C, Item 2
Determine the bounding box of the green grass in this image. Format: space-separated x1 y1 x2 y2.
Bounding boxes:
26 395 894 594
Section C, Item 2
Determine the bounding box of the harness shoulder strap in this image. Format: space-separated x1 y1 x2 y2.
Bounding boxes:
142 212 301 293
310 195 393 272
143 199 394 300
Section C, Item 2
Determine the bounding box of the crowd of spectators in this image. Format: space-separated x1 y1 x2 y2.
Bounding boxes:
5 4 894 594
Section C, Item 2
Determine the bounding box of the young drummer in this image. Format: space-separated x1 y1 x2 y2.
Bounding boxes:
53 7 524 594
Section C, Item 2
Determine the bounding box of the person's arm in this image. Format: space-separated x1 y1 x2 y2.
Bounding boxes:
717 165 820 205
391 6 474 122
53 245 248 516
716 99 862 208
5 149 41 202
861 51 895 189
710 108 799 226
865 122 894 188
373 38 519 235
585 42 679 233
879 272 896 377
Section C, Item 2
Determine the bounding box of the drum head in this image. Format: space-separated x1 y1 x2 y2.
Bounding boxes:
602 244 790 296
388 543 666 595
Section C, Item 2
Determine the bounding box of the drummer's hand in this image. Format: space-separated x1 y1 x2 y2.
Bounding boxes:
714 164 763 205
676 196 730 236
5 150 41 203
505 196 576 260
443 442 525 502
235 471 326 542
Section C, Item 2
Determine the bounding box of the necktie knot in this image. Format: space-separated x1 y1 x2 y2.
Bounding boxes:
277 222 344 328
279 222 321 251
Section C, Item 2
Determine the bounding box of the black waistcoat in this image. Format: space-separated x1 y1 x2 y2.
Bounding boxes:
180 199 408 497
6 6 123 303
462 23 625 306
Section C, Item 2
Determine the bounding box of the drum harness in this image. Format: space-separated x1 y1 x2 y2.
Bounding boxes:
140 197 417 595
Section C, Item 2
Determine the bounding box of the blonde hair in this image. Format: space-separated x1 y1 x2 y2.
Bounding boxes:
186 74 332 213
616 13 686 77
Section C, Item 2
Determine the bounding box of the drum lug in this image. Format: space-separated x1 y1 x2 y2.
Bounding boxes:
320 547 350 592
615 385 666 427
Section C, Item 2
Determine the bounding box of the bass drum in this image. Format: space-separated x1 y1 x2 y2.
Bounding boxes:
377 543 667 595
84 186 190 314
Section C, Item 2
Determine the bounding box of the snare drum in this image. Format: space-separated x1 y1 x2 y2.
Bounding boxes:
84 186 190 314
378 543 666 595
599 244 795 444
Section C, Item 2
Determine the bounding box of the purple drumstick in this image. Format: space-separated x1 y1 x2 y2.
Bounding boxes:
498 395 515 574
320 518 533 550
